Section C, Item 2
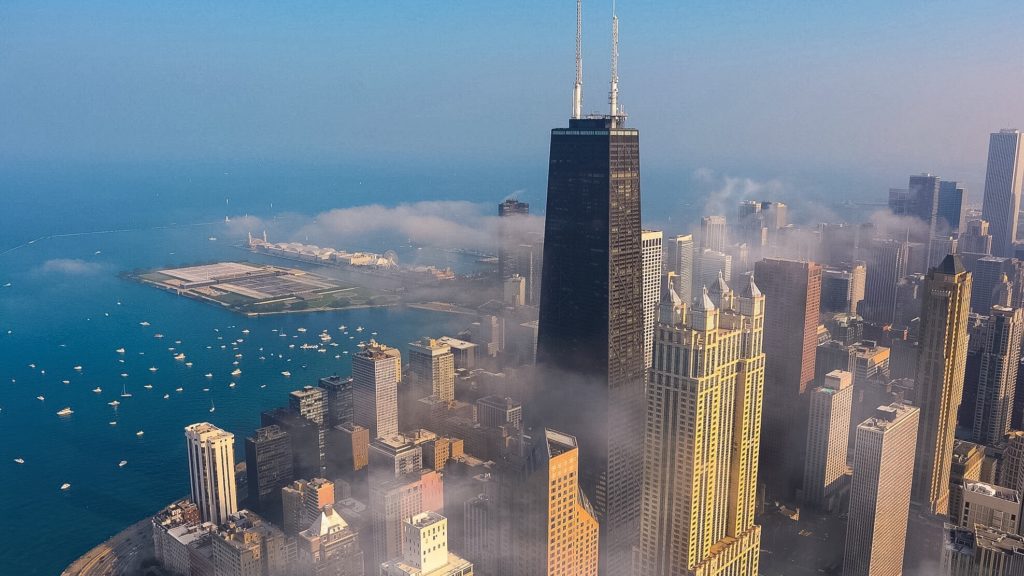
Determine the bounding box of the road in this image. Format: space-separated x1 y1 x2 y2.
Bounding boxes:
61 517 154 576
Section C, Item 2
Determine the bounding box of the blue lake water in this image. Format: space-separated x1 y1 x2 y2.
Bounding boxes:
0 162 481 574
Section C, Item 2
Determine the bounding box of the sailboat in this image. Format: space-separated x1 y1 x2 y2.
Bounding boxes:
209 400 216 413
120 384 132 398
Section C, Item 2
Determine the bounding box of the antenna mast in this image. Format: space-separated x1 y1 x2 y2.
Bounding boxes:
572 0 583 119
609 2 619 117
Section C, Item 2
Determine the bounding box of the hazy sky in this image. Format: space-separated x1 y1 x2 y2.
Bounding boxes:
3 0 1024 200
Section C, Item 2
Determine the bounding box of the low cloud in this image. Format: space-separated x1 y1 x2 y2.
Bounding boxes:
695 168 786 219
227 201 544 252
37 258 105 275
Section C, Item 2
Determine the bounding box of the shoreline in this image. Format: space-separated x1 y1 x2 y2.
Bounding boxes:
61 516 154 576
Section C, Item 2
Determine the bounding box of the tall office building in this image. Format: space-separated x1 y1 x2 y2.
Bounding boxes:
491 429 600 576
700 215 728 252
971 256 1011 313
844 403 920 576
282 477 336 536
754 257 822 499
408 338 455 402
860 238 909 324
352 340 400 439
695 248 732 289
674 233 694 303
908 174 941 257
498 199 530 280
973 306 1024 445
318 375 355 427
296 505 364 576
938 180 966 234
290 386 328 475
982 129 1024 257
641 230 664 370
534 15 645 572
244 425 293 517
369 470 444 571
381 512 474 576
211 510 291 576
821 264 866 316
184 422 238 525
635 276 765 576
960 219 994 256
957 482 1022 534
949 440 985 525
803 370 854 512
912 254 972 516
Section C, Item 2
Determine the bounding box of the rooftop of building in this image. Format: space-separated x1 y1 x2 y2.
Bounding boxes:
437 336 476 350
408 511 445 529
860 403 917 431
184 422 233 440
289 386 323 399
965 481 1020 504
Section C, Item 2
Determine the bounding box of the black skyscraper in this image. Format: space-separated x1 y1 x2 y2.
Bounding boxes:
244 425 293 521
535 113 645 575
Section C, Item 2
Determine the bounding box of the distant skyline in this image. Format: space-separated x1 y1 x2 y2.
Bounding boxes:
4 1 1024 205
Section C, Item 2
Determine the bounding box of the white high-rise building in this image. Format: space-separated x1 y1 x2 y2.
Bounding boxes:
981 129 1024 257
184 422 238 525
958 481 1021 534
674 233 694 304
701 215 728 252
802 370 854 512
408 338 456 402
381 512 474 576
844 403 920 576
352 340 400 439
642 230 664 370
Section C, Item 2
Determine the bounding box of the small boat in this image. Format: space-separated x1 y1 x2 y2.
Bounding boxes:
2 283 10 287
228 382 236 388
204 373 213 378
108 400 120 407
300 343 318 350
13 458 24 464
339 325 347 330
118 460 127 467
173 353 185 361
175 387 184 392
209 236 217 241
209 401 216 413
36 396 45 401
163 394 170 399
148 367 158 372
109 421 117 425
260 384 266 389
135 430 144 437
281 371 291 377
120 384 132 398
140 321 150 326
120 373 128 378
242 329 250 334
356 326 364 332
154 334 163 339
231 361 239 366
231 368 241 376
60 483 71 491
297 327 307 333
73 365 82 371
185 362 193 367
143 384 153 390
371 331 378 336
92 387 102 394
317 348 326 353
56 407 73 416
202 388 210 392
234 353 243 359
259 356 266 361
61 380 70 385
115 348 125 354
29 363 36 369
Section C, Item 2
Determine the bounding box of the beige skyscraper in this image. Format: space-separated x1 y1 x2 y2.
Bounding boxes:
912 254 971 516
642 230 664 370
700 215 728 252
484 429 599 576
352 340 400 438
380 512 474 576
635 273 765 576
802 370 854 512
408 338 455 402
184 422 238 525
844 403 920 576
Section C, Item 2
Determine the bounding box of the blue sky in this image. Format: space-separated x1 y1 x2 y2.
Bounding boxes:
3 1 1024 199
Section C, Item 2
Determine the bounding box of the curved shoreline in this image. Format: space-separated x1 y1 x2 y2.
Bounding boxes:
61 516 154 576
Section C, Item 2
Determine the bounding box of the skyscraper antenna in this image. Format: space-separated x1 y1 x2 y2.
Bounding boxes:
609 1 619 117
572 0 583 119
